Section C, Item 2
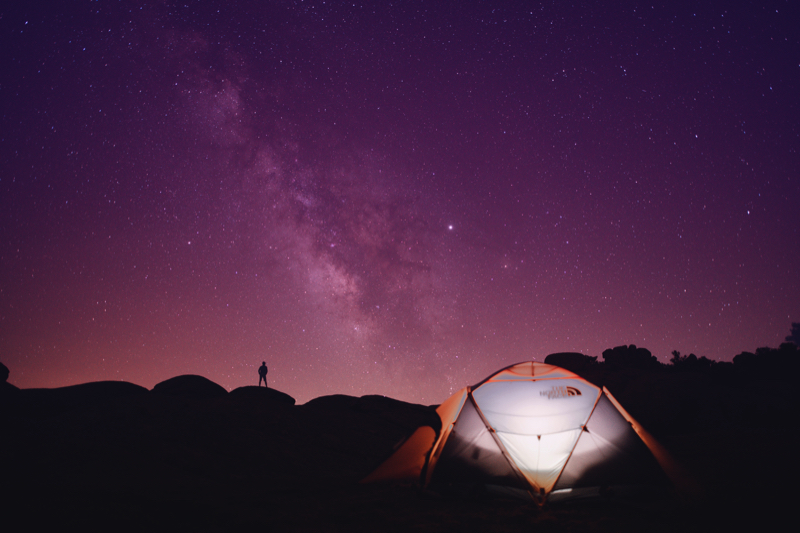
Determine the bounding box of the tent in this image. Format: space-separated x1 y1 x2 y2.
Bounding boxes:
364 361 676 503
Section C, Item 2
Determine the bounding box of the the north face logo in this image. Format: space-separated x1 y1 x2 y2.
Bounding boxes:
540 386 582 399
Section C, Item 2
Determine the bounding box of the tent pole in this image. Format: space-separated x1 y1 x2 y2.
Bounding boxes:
468 389 541 504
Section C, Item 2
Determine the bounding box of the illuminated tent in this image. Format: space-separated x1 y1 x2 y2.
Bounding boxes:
364 362 675 503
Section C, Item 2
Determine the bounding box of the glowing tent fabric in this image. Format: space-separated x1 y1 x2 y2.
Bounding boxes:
363 362 669 503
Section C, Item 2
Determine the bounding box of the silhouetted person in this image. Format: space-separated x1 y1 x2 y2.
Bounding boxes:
258 362 268 387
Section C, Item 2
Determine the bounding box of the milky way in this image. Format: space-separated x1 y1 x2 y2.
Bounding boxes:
2 1 798 403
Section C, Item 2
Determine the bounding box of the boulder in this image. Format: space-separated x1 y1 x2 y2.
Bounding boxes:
151 375 227 398
229 385 296 405
9 381 147 418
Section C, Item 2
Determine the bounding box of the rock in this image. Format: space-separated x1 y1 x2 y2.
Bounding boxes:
229 385 296 405
151 375 227 398
0 380 20 402
9 381 147 418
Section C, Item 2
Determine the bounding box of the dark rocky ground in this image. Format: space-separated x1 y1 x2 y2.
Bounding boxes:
1 367 795 532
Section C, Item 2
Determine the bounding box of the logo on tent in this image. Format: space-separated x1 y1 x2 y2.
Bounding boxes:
540 385 582 399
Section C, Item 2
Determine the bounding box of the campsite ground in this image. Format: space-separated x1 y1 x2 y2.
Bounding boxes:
1 369 793 532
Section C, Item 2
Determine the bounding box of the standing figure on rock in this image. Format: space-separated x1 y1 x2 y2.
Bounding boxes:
258 362 268 387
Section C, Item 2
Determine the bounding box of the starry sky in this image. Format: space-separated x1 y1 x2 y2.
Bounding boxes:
2 1 798 404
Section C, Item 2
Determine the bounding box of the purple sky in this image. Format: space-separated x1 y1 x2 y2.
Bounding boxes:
2 1 798 404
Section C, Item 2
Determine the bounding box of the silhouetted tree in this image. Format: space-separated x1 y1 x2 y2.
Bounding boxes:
544 352 598 373
787 322 800 346
602 345 661 370
758 343 800 365
670 350 690 367
733 351 756 367
669 351 715 371
733 343 800 373
696 355 713 370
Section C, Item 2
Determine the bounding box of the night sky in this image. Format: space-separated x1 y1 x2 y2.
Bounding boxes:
2 1 798 404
